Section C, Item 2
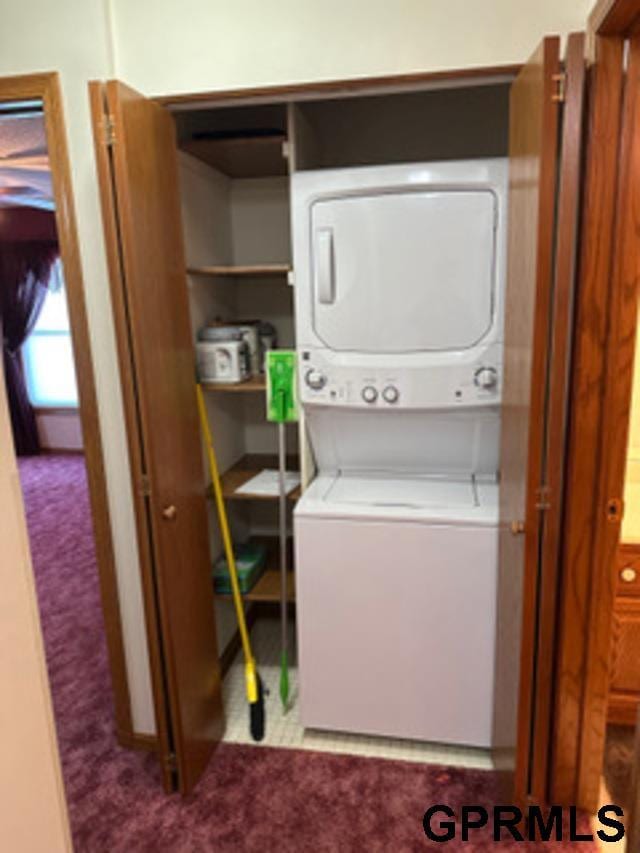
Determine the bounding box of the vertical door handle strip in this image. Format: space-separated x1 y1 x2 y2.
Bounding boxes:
316 228 335 305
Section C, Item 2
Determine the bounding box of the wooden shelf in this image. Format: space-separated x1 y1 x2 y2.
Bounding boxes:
215 537 295 603
181 134 288 179
212 454 301 502
245 568 295 603
202 375 266 393
187 263 291 279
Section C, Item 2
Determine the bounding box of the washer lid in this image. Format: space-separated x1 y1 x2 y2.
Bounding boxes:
295 472 499 526
325 472 478 509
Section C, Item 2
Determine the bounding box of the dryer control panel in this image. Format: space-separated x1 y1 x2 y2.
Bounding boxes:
299 346 502 410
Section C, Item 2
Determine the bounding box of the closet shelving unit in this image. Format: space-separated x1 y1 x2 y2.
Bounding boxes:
178 106 298 638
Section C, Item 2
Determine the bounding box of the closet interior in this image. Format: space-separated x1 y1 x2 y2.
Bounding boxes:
172 78 511 662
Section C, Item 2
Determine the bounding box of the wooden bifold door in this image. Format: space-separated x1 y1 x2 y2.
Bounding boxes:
90 81 224 795
88 34 586 799
495 31 586 807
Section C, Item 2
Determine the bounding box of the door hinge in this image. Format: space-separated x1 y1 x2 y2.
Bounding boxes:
535 485 552 511
138 474 151 497
104 114 116 147
606 497 624 523
163 752 177 772
551 73 566 103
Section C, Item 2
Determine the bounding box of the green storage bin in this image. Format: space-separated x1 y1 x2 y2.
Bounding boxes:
213 541 267 594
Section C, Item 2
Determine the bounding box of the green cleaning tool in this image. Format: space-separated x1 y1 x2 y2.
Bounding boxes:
266 350 298 712
196 384 265 742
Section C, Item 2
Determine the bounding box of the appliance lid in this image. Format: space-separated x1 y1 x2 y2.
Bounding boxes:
324 471 479 510
310 188 497 354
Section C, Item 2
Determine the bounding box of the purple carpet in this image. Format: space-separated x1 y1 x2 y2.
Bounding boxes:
19 454 598 851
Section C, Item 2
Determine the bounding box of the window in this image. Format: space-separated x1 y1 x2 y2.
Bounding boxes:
23 260 78 407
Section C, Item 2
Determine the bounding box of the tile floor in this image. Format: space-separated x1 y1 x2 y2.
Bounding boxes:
222 616 494 769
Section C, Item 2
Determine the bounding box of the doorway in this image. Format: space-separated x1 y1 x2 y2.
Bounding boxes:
0 73 135 834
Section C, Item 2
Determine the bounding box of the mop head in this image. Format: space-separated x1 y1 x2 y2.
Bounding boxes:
280 649 290 711
250 675 265 742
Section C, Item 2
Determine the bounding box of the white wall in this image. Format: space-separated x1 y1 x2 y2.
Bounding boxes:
110 0 592 98
0 0 156 734
0 364 72 852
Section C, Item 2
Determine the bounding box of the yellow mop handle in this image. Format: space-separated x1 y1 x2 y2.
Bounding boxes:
196 384 258 704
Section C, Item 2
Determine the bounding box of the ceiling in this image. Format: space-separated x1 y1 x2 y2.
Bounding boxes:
0 113 53 211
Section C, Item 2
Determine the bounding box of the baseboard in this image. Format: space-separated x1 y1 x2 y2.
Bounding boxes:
116 728 158 753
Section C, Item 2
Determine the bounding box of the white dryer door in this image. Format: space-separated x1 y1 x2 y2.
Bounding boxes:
310 189 497 353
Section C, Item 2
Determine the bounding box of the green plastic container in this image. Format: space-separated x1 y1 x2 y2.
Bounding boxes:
212 541 267 594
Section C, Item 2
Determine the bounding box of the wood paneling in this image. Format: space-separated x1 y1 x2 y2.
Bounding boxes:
91 80 224 795
550 35 625 806
577 33 640 811
0 73 133 740
494 36 561 804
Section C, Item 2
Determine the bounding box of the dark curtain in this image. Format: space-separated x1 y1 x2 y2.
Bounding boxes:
0 241 59 455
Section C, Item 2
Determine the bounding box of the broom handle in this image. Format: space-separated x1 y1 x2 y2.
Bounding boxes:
196 384 254 667
278 420 287 657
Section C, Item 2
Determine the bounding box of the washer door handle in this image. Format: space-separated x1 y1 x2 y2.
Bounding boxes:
315 228 335 305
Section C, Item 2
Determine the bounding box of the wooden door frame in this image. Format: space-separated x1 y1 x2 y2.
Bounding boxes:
551 0 640 813
0 73 134 744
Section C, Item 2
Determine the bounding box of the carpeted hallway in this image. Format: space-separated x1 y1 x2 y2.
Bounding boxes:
19 454 597 851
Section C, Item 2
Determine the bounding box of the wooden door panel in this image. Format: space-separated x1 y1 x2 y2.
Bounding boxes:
494 36 561 799
576 32 640 809
532 32 586 798
93 80 224 794
495 33 586 807
551 36 625 806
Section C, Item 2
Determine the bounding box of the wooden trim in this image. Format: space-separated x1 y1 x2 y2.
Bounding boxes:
156 64 522 110
0 74 133 736
33 406 80 416
551 36 625 806
589 0 640 35
576 33 640 811
88 81 176 790
116 729 159 753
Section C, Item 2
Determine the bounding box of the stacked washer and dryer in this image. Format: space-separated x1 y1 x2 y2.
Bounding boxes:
291 160 508 748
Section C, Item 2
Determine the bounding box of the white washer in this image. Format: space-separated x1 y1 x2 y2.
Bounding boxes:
291 160 508 747
294 474 498 747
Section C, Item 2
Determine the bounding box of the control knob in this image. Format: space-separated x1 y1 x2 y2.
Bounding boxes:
474 366 498 390
305 368 327 391
382 385 399 404
361 385 378 404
